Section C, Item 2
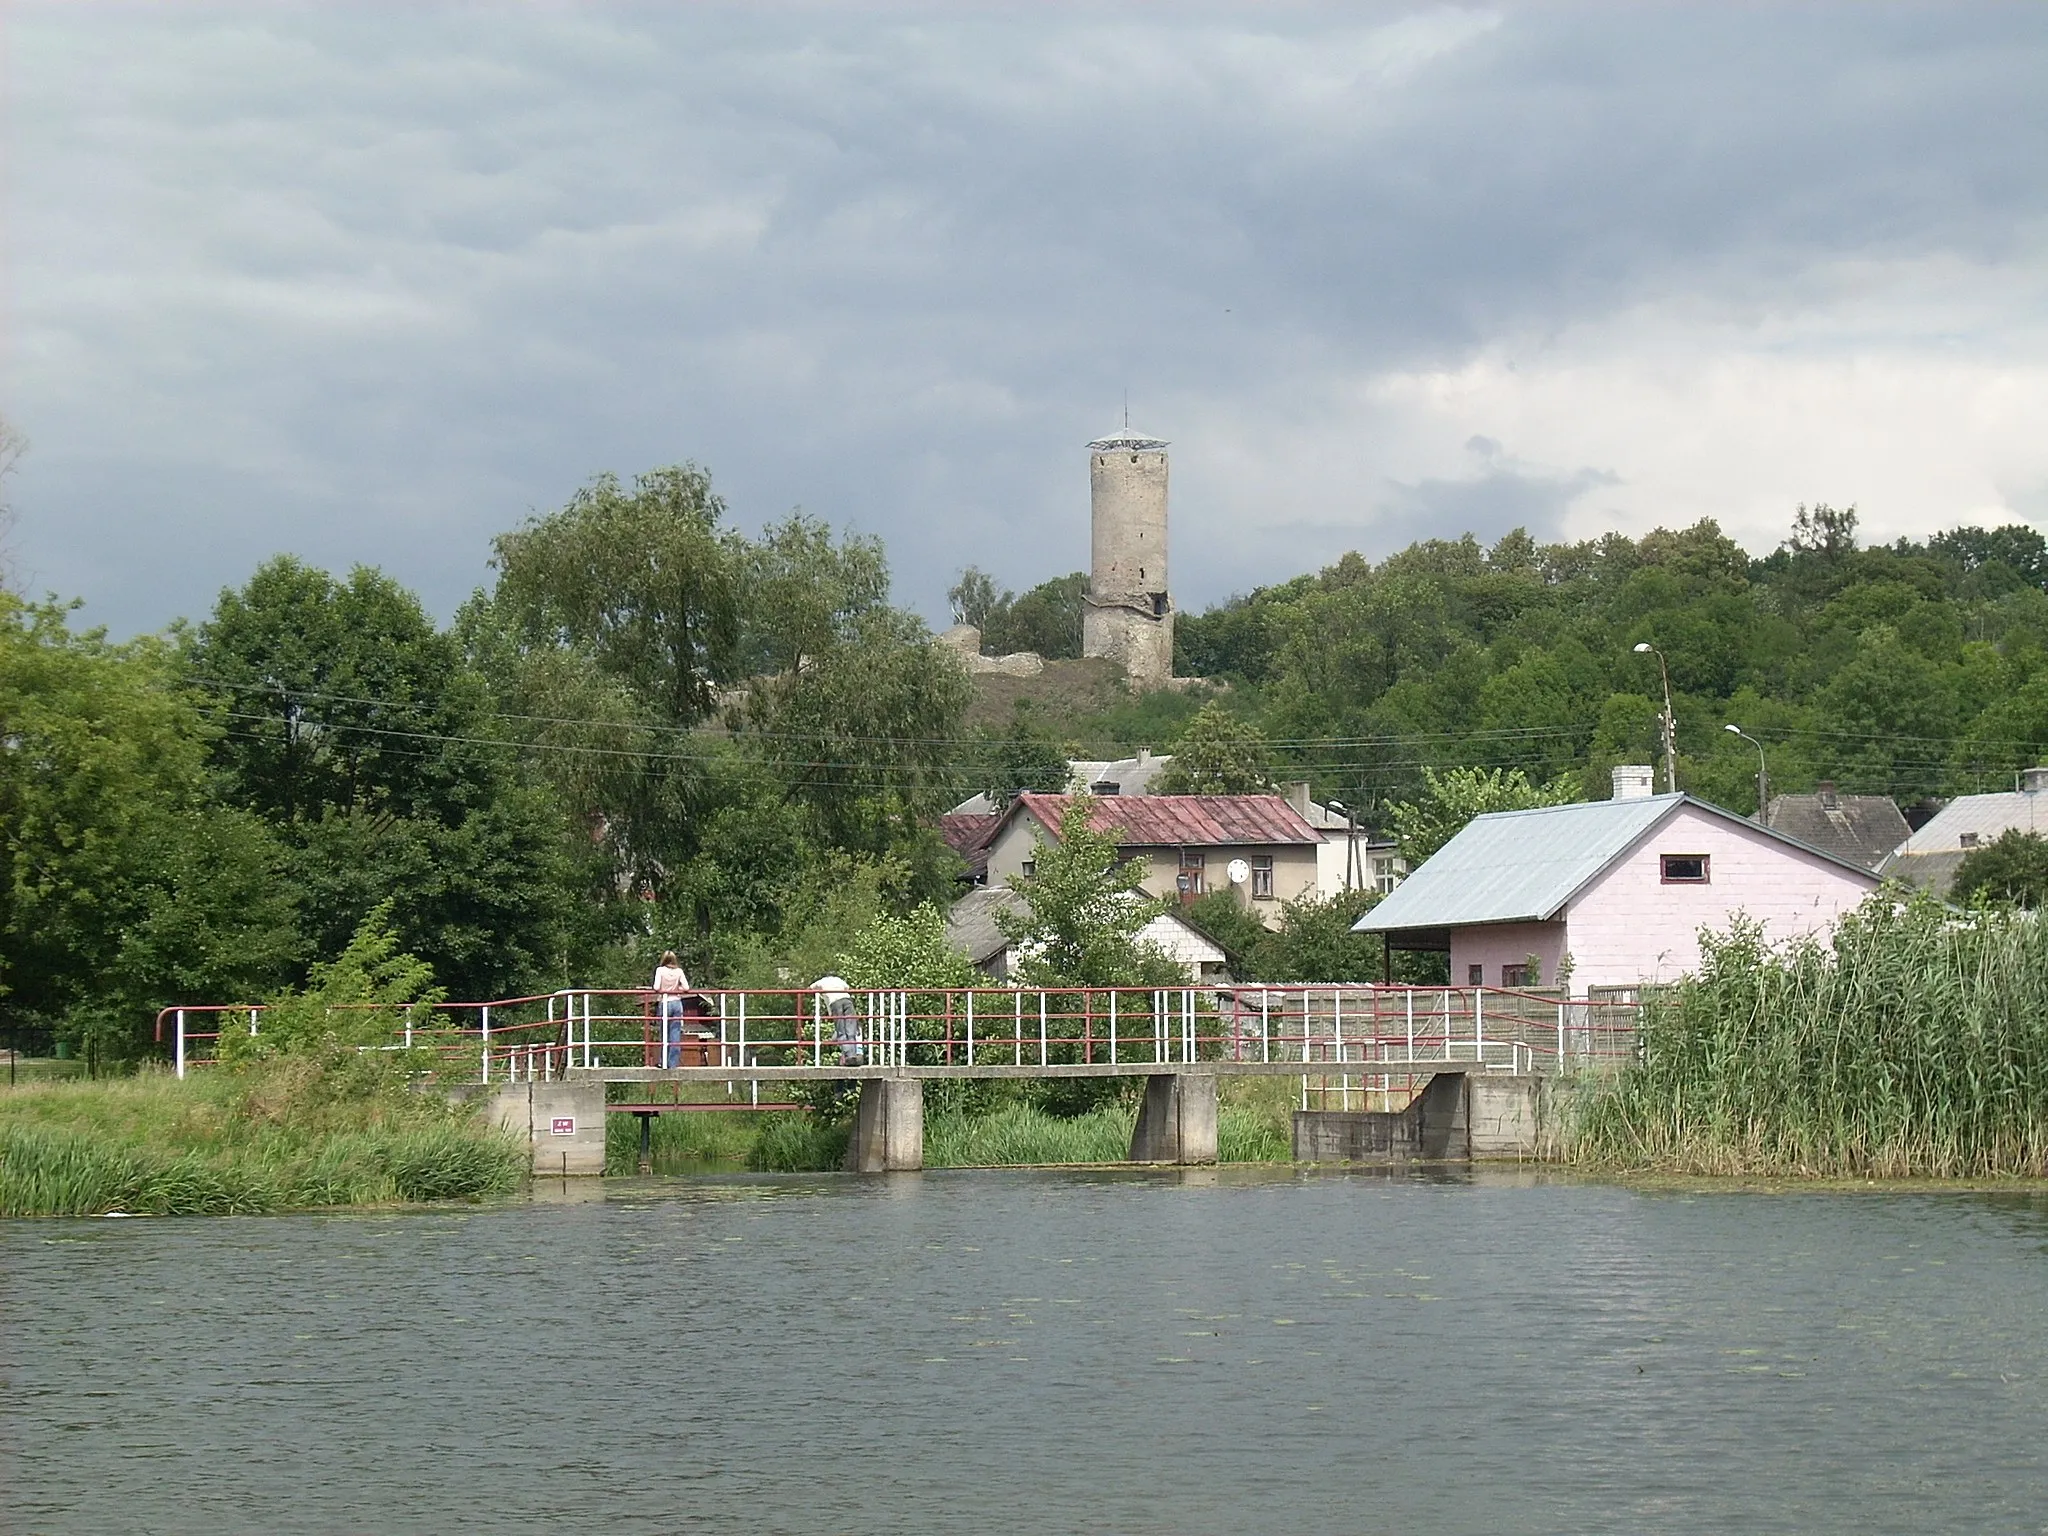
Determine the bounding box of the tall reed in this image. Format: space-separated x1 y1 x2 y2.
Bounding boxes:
1569 892 2048 1176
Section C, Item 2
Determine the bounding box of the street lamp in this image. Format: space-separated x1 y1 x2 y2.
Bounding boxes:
1327 798 1359 891
1633 642 1678 794
1724 724 1768 824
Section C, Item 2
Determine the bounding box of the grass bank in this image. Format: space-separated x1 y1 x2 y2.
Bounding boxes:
1567 896 2048 1178
0 1069 525 1217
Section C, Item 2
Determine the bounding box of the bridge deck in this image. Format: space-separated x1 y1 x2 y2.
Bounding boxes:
573 1059 1503 1084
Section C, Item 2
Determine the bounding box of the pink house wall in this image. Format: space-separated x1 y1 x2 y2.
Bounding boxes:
1557 802 1878 991
1450 921 1567 989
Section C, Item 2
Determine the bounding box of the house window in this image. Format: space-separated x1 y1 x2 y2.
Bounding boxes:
1177 849 1206 901
1372 857 1403 895
1020 859 1036 879
1250 854 1274 899
1661 854 1710 884
1501 963 1532 988
1467 963 1484 986
1959 832 1980 849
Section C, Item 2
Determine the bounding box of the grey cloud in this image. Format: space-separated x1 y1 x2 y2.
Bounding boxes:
5 4 2045 633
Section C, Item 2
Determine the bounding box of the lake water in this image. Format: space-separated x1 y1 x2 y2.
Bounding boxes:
6 1167 2048 1534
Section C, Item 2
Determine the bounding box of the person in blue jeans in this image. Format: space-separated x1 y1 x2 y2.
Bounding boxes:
653 951 690 1068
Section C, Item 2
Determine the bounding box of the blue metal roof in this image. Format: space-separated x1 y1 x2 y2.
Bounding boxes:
1354 796 1677 933
1354 793 1881 935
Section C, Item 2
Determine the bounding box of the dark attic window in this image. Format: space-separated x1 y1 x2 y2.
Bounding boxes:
1661 854 1710 884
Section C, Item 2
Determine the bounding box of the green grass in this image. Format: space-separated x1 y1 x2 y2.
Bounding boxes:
1568 894 2048 1178
0 1069 525 1216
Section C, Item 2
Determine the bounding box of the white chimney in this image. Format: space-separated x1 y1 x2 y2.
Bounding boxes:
1611 765 1656 800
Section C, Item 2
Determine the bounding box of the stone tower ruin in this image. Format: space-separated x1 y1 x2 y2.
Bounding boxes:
1081 427 1173 689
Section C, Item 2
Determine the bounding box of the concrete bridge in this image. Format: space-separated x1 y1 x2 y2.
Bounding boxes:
163 982 1639 1177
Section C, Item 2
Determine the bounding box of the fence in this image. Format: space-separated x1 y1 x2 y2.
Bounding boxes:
156 984 1639 1094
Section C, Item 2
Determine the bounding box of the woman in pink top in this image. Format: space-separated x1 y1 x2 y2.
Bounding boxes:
653 951 690 1069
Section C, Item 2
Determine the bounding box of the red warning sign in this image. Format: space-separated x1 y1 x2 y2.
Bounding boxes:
550 1116 575 1136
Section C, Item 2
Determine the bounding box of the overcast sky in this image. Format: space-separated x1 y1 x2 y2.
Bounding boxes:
5 3 2046 635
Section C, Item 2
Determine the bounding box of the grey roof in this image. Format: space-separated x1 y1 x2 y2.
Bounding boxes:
1880 788 2048 893
1067 751 1172 796
1354 793 1879 935
945 886 1024 968
1764 792 1910 872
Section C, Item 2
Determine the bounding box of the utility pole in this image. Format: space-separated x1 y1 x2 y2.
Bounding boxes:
1634 643 1678 793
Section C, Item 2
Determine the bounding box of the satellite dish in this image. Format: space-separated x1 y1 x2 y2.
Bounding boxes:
1226 858 1252 886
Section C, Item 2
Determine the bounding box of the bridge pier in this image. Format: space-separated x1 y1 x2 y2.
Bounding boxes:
485 1079 607 1176
1128 1071 1218 1165
845 1077 924 1172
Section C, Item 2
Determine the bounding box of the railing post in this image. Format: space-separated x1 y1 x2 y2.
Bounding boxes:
1038 992 1048 1068
480 1004 491 1084
1556 999 1566 1069
1261 992 1270 1065
174 1010 187 1079
966 990 975 1068
1475 989 1484 1063
1014 991 1022 1067
1109 990 1117 1066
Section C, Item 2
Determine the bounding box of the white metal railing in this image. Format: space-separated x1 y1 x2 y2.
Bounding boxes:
158 983 1639 1083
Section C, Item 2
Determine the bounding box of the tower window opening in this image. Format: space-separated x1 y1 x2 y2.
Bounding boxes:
1150 593 1167 617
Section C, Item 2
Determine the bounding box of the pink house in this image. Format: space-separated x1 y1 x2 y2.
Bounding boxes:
1353 779 1882 994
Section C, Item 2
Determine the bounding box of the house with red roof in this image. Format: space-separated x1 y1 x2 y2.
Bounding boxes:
981 792 1324 927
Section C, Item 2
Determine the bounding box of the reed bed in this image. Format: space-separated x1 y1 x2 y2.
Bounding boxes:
0 1072 525 1216
1568 893 2048 1177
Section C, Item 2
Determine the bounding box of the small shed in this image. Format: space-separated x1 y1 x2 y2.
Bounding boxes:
1353 791 1881 994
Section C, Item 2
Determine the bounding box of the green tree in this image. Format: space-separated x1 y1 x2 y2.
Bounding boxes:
1391 766 1581 865
974 720 1071 811
1153 702 1275 794
492 465 742 726
1952 830 2048 907
187 559 580 1001
0 594 297 1062
981 572 1089 659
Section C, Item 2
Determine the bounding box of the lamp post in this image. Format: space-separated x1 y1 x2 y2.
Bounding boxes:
1724 724 1768 823
1633 642 1678 794
1328 798 1359 891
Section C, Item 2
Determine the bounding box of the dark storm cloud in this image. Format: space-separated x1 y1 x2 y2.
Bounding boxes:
5 4 2046 632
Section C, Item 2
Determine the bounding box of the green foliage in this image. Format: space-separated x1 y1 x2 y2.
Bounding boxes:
1152 702 1276 794
1569 893 2048 1176
1391 765 1581 865
972 571 1089 659
218 904 445 1079
1952 830 2048 908
1184 888 1385 981
0 594 299 1063
973 719 1071 810
187 557 579 1000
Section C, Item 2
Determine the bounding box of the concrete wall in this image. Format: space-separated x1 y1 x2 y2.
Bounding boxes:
846 1078 924 1172
1449 921 1567 988
1563 801 1879 990
1292 1071 1544 1162
1139 845 1318 925
1129 1072 1219 1164
486 1079 607 1176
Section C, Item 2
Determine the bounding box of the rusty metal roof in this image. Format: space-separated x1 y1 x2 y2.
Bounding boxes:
1007 793 1322 847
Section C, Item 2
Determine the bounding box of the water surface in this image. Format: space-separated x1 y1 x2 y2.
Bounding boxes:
6 1168 2048 1534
